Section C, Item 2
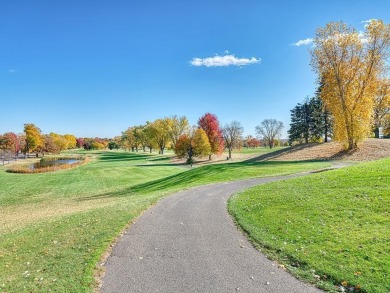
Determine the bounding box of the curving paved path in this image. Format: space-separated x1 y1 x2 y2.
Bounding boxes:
101 173 322 293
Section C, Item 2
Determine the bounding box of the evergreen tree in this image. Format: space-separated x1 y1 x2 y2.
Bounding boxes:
288 93 333 145
288 97 311 144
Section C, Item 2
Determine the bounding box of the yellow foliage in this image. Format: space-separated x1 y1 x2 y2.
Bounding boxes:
311 20 390 149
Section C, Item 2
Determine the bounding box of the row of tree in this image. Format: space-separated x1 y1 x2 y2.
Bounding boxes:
119 114 244 163
0 124 89 156
119 114 285 163
1 116 285 163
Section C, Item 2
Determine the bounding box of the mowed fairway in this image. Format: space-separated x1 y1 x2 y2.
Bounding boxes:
0 150 330 292
229 158 390 293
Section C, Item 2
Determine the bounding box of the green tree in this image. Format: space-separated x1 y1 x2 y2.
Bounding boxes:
288 95 332 144
108 141 119 150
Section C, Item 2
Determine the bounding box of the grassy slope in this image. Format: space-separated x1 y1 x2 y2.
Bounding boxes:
229 158 390 293
0 150 329 292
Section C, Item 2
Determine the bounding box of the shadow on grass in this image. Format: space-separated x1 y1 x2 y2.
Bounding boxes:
77 160 324 201
146 156 171 162
98 152 152 162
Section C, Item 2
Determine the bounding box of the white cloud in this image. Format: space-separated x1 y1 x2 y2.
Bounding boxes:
362 19 378 28
190 54 261 67
292 38 314 46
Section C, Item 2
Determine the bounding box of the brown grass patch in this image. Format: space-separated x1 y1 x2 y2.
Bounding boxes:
0 196 117 234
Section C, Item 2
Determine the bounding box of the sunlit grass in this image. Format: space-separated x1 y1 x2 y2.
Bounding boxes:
0 150 329 292
229 158 390 293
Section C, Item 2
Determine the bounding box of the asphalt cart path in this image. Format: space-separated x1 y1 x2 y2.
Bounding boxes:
101 173 322 293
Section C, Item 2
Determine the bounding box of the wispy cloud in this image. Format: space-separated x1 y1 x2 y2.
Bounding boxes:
190 54 261 67
361 19 378 28
293 19 379 48
8 69 17 73
292 38 313 46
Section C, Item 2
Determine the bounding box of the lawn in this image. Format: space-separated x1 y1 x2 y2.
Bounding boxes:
0 150 329 292
237 146 287 155
228 158 390 293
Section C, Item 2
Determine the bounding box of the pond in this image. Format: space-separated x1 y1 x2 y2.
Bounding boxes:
30 159 80 170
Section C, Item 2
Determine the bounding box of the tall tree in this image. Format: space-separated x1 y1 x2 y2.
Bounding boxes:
373 78 390 138
64 134 77 149
143 122 157 153
198 113 224 160
76 138 85 148
149 118 172 154
43 135 60 154
222 121 244 159
132 125 145 152
24 123 43 154
288 98 312 144
50 133 68 151
169 115 189 148
288 96 332 144
311 20 390 149
255 119 284 149
121 127 135 151
175 127 211 164
0 132 20 155
314 81 333 142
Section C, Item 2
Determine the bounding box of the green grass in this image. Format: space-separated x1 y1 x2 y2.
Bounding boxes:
237 146 287 155
0 150 330 292
228 158 390 293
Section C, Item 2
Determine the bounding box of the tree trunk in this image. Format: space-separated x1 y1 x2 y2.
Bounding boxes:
208 154 212 160
228 148 232 159
324 112 329 142
374 127 380 138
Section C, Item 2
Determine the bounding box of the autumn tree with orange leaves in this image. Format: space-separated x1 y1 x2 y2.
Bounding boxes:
311 19 390 149
175 127 211 164
198 113 224 160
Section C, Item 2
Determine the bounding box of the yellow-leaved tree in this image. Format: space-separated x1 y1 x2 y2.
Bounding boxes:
373 78 390 137
24 123 43 154
311 20 390 149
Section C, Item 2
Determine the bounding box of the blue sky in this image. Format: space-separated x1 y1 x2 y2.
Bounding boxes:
1 0 389 138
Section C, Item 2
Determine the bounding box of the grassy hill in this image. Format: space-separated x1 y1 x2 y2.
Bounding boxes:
229 157 390 293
